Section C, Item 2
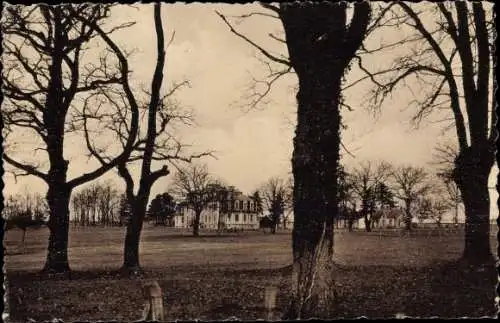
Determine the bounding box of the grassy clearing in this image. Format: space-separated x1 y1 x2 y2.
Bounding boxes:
4 226 498 321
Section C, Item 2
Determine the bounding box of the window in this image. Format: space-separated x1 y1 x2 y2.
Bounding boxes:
240 201 244 210
247 201 250 210
234 201 239 210
235 214 239 222
244 214 247 222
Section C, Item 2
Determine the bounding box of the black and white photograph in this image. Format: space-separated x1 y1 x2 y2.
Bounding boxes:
1 1 498 321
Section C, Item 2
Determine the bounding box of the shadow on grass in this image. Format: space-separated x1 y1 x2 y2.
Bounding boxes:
6 259 497 321
399 259 497 318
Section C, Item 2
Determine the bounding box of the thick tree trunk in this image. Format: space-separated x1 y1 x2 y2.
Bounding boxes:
122 198 147 273
455 146 493 265
286 69 340 319
43 184 72 273
278 2 371 319
287 236 336 319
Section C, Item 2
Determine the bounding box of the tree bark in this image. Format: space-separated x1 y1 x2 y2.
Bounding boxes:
275 2 370 318
287 237 336 319
43 184 72 273
454 145 494 265
285 59 341 319
122 197 147 273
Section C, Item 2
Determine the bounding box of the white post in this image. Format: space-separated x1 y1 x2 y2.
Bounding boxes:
264 286 277 321
142 281 164 321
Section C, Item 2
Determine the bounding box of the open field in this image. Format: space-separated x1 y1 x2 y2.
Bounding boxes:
4 225 498 321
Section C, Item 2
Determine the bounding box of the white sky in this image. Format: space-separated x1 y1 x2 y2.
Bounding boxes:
2 3 498 219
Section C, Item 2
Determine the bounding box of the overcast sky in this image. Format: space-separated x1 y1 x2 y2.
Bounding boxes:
3 3 497 218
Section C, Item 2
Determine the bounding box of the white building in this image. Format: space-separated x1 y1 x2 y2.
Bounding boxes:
174 188 263 230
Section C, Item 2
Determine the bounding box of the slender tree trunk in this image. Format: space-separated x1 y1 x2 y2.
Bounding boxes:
271 213 278 234
404 202 412 231
92 204 96 226
119 2 167 273
217 211 223 233
193 210 201 237
364 213 372 232
21 229 27 253
43 184 72 273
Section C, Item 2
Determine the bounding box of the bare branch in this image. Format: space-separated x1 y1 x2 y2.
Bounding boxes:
215 10 290 66
268 32 286 44
259 2 280 14
3 153 49 182
67 7 140 189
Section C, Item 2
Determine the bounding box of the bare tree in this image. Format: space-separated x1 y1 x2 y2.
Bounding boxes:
350 161 393 232
336 165 358 231
2 4 140 273
259 176 290 234
170 164 217 237
355 2 495 264
443 179 463 226
71 183 104 226
391 166 431 231
4 192 48 252
95 181 120 227
218 2 372 317
416 195 450 228
71 191 84 226
432 144 463 225
77 3 211 273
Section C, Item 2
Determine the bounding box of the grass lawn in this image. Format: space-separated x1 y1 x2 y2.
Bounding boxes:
3 225 498 321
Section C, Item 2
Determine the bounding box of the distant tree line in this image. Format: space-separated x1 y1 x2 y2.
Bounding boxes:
337 160 463 232
3 191 48 222
71 181 119 226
